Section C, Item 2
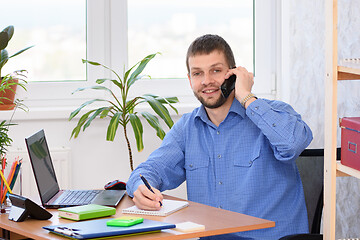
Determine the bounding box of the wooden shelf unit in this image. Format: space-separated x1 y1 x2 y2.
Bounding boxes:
324 0 360 239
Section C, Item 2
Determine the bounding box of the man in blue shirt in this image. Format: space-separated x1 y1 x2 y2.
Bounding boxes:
126 34 313 239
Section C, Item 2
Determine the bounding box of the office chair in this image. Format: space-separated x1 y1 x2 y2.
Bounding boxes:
279 148 330 240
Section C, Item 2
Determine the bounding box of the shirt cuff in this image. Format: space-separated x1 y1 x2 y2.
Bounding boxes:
245 98 272 120
126 179 143 198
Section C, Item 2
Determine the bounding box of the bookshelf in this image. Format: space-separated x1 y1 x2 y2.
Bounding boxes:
324 0 360 239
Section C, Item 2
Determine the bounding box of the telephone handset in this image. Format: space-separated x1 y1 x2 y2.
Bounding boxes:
220 74 236 98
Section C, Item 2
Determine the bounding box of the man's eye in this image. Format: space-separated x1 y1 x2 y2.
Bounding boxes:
192 72 201 76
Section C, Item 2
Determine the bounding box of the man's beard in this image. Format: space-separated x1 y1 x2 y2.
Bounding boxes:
193 90 227 109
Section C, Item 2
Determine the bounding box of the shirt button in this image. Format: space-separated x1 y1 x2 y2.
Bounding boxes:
217 154 221 159
251 112 254 115
272 123 276 127
189 164 193 168
218 181 223 185
249 160 253 165
217 131 220 135
219 206 223 209
255 106 259 110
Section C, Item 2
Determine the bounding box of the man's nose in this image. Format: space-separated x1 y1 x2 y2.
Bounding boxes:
201 73 214 85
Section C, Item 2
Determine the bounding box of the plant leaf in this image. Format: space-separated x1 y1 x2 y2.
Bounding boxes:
83 107 108 130
3 26 14 41
95 78 123 89
129 113 144 152
151 95 179 114
106 112 121 141
127 53 159 88
72 85 113 95
141 112 166 139
141 95 174 128
0 49 9 69
82 59 101 65
96 78 112 84
70 110 96 139
0 32 9 50
100 107 113 119
9 45 34 59
69 99 107 120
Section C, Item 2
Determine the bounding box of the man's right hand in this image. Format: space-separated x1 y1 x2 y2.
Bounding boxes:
132 184 163 211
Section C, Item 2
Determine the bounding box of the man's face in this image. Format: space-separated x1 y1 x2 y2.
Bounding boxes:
187 51 230 109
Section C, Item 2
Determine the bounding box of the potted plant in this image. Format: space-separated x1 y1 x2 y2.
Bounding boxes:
0 25 33 110
69 53 179 171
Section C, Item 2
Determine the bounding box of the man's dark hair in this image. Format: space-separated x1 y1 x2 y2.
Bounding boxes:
186 34 236 73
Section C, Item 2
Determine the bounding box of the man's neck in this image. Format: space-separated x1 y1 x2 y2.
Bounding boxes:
205 96 234 127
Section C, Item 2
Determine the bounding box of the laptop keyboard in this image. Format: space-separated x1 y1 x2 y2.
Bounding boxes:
56 190 101 205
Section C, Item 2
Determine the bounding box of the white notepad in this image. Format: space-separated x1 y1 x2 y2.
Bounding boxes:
122 199 189 216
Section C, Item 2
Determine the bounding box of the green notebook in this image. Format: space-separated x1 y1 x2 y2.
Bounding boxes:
58 204 116 221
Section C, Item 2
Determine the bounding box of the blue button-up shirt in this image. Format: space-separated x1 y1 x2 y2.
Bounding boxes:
127 98 313 240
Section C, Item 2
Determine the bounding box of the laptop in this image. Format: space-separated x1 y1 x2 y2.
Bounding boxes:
25 129 125 209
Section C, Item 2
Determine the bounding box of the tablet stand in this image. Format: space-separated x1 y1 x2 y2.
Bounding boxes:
8 194 52 222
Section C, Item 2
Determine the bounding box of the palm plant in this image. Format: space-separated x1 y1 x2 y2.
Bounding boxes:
69 53 179 171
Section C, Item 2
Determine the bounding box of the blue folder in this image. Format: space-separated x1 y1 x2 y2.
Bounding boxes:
43 218 176 239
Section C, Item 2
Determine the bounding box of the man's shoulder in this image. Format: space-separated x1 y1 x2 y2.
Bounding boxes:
174 106 202 128
259 98 294 109
180 105 202 120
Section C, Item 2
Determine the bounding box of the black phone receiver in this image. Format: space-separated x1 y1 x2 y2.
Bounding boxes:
220 74 236 98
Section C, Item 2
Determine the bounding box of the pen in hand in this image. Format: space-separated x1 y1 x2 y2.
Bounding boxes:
140 174 162 207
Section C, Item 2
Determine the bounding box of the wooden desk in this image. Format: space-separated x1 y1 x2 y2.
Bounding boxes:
0 195 275 240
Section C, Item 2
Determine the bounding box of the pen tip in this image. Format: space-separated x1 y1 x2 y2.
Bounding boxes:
139 174 142 177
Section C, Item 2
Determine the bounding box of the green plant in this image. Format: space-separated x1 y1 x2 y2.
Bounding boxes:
69 53 179 171
0 25 32 109
0 25 33 78
0 120 13 158
0 25 31 163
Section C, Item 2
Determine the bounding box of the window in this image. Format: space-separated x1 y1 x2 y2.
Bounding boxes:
128 0 254 79
1 0 277 110
2 0 86 82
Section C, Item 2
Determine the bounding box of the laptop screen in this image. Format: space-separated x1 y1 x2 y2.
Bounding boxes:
25 129 60 204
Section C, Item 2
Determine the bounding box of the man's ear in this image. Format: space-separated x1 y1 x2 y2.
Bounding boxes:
187 73 192 88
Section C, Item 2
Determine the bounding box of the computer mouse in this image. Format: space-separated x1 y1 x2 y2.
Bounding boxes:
104 180 126 190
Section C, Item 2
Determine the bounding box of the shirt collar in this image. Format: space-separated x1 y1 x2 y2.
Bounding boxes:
229 98 246 119
195 98 246 124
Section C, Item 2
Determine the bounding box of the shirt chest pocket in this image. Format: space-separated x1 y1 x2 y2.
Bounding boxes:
184 157 209 171
233 144 261 168
184 156 210 194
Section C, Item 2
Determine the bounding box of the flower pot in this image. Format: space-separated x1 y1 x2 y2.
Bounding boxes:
0 78 18 111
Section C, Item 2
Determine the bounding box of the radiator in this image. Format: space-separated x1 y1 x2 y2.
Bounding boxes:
4 147 71 198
